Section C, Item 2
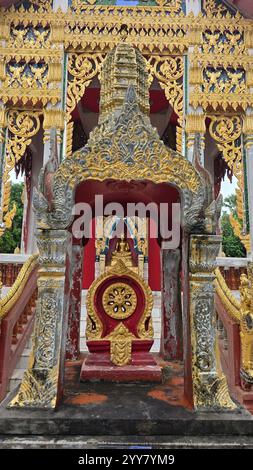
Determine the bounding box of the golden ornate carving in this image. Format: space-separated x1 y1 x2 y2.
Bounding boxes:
64 7 188 55
0 111 40 233
57 125 200 193
6 62 48 89
102 283 137 320
0 254 38 321
9 23 51 49
229 173 251 253
192 371 236 409
1 111 41 228
145 56 184 153
106 323 135 367
43 109 65 131
109 235 136 272
3 203 17 230
66 121 74 158
86 256 154 364
0 18 9 42
185 114 206 148
208 115 242 178
203 67 246 95
85 299 103 341
1 2 252 118
202 29 244 56
86 259 153 343
65 53 103 152
10 365 58 409
56 84 200 196
239 273 253 378
204 0 233 16
214 267 241 322
215 267 253 381
67 53 104 120
243 115 253 136
0 107 7 130
0 61 5 83
71 0 182 14
209 115 248 250
100 43 149 120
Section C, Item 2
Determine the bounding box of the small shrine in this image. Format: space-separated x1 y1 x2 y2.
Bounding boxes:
0 0 253 447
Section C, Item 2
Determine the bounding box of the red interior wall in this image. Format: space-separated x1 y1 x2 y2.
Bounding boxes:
148 218 161 291
148 236 161 291
82 219 95 289
82 218 161 291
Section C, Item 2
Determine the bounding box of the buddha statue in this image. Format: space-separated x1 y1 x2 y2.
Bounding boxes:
115 234 130 254
110 234 134 269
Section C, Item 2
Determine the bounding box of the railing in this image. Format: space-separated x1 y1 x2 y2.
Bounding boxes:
215 267 253 412
0 254 30 287
0 254 38 402
216 257 248 290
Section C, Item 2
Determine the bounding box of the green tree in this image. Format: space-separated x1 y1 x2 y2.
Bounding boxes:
0 183 24 254
221 195 246 258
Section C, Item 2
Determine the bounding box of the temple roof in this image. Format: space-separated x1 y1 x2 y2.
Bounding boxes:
0 0 19 6
0 0 253 17
224 0 253 17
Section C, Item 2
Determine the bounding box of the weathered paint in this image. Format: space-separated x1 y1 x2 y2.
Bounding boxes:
66 243 84 360
160 249 183 360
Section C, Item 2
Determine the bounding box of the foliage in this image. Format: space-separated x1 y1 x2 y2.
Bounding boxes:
221 195 246 258
0 183 24 254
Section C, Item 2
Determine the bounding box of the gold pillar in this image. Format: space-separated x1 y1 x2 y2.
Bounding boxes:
243 114 253 255
185 113 206 163
0 105 7 235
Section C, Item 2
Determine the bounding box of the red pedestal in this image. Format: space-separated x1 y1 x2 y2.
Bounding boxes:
80 340 162 382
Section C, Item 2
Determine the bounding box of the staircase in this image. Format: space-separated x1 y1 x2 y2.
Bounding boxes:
7 337 32 394
0 254 38 403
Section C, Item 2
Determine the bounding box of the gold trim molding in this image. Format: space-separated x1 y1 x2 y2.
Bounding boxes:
0 254 38 321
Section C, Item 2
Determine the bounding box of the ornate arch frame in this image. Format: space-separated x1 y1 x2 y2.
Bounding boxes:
9 86 234 411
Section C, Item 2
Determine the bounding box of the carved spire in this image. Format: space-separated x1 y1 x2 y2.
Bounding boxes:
99 43 150 122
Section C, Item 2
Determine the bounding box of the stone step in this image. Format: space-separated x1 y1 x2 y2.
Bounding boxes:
8 369 24 393
0 435 253 449
15 348 30 369
26 336 33 350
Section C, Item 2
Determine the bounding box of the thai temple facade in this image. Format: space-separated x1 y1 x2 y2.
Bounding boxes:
0 0 253 447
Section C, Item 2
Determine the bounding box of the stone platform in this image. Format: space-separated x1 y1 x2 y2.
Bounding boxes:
0 360 253 438
80 352 162 382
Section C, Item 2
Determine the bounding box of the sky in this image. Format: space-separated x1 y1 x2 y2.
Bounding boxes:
220 175 237 200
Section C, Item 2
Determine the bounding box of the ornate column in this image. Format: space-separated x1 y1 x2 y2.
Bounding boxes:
187 19 205 164
0 104 7 236
11 229 72 409
160 248 183 360
185 112 206 164
66 241 84 360
189 234 235 409
43 108 65 164
243 113 253 256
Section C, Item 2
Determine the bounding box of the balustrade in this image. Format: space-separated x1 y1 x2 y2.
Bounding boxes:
215 267 253 412
0 255 38 403
0 254 30 287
